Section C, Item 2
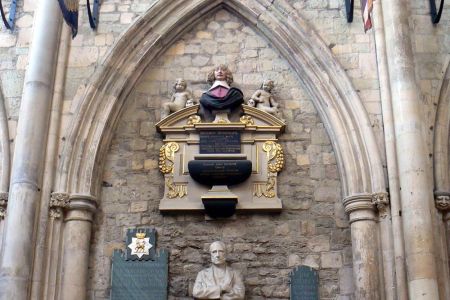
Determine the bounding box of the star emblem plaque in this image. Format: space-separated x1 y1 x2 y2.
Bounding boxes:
127 232 153 258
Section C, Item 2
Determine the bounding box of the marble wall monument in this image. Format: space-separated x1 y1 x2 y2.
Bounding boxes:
156 66 286 217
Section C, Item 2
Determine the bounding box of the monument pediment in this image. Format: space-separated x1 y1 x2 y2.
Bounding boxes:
155 105 286 133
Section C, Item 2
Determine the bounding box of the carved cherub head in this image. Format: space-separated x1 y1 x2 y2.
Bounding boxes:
207 65 234 86
262 79 274 92
173 78 187 92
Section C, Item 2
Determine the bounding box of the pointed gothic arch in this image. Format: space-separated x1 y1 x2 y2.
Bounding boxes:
54 0 386 200
434 58 450 193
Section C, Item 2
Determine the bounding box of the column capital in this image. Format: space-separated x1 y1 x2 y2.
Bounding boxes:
0 191 8 219
434 190 450 212
372 191 390 216
64 194 97 222
68 194 97 211
343 193 376 223
49 192 70 219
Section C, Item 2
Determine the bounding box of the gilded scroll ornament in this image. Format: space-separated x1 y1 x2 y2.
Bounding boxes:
253 177 276 198
166 177 187 199
187 115 201 125
262 141 284 173
159 142 180 174
240 115 254 125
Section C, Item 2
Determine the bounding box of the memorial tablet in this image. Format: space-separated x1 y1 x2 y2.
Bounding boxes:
290 265 319 300
110 228 169 300
111 250 168 300
199 131 241 154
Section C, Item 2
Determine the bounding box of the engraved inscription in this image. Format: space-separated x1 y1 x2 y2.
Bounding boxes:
199 131 241 154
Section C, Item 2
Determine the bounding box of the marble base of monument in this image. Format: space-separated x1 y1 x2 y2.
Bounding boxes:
201 185 238 218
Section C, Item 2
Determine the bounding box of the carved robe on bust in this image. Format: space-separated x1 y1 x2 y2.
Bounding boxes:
193 241 245 300
199 65 244 122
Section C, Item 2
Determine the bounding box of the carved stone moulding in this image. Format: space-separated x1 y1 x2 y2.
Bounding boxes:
343 193 377 223
0 191 8 219
155 105 286 213
49 192 70 219
372 191 390 216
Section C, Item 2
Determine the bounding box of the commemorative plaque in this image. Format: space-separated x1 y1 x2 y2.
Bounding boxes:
199 131 241 154
110 228 168 300
290 265 319 300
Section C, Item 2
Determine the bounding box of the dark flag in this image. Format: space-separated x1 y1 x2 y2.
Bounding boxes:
360 0 373 32
58 0 79 38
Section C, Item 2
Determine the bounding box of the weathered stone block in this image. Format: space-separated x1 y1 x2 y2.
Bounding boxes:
321 252 343 268
308 235 331 252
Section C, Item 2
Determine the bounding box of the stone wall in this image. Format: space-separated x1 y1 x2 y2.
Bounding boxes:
59 0 386 162
409 0 450 163
88 9 352 300
0 0 35 156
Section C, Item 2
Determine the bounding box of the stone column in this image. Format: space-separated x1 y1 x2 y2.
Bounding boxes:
343 194 380 299
0 0 62 298
372 2 407 299
43 193 70 300
381 1 439 298
372 192 395 300
60 194 96 300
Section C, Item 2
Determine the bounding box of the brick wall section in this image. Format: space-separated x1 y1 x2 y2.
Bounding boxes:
88 10 352 300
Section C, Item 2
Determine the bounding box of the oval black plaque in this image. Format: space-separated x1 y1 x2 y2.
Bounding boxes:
188 160 252 186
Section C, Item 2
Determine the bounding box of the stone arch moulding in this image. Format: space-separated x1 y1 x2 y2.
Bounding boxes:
0 84 10 195
55 0 386 201
434 57 450 193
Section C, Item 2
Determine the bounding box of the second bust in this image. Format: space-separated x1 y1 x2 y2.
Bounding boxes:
199 65 244 122
193 241 245 300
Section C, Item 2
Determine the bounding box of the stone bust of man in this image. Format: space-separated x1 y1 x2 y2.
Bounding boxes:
193 241 245 299
199 65 244 122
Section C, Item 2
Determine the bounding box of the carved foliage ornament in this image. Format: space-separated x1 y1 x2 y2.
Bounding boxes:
159 142 179 174
372 192 389 210
187 115 201 125
263 141 284 173
0 192 8 219
166 177 187 199
240 115 254 125
253 177 276 198
159 142 187 199
49 192 70 219
254 141 284 198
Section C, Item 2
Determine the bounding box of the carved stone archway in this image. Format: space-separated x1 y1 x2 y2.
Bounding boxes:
54 0 388 298
432 57 450 299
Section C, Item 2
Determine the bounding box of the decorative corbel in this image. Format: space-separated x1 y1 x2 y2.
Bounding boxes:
0 192 8 219
434 191 450 212
372 192 390 217
49 192 70 219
